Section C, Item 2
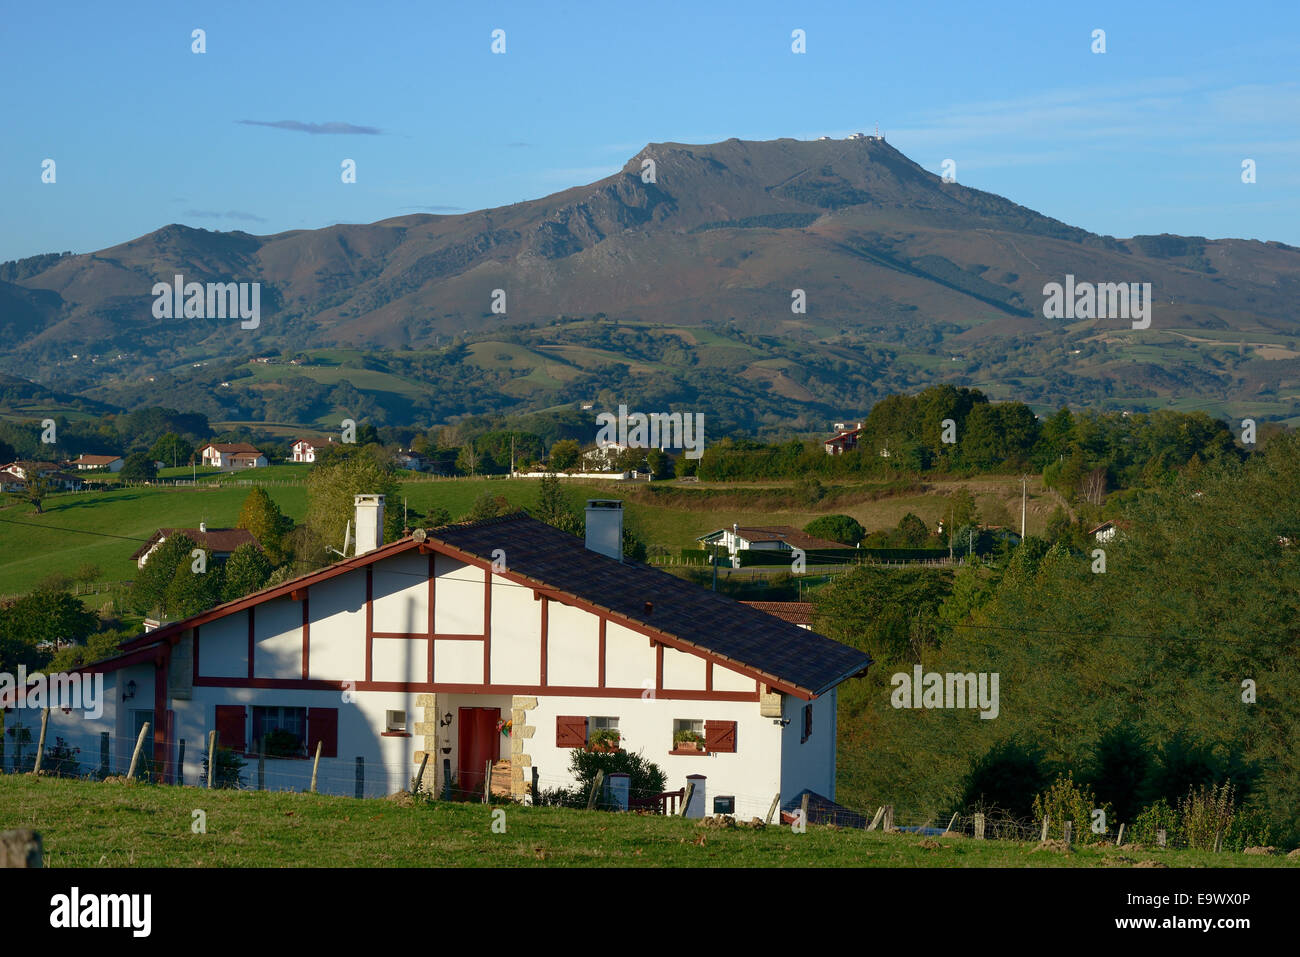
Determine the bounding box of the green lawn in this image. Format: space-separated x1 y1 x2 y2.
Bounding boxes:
3 775 1289 868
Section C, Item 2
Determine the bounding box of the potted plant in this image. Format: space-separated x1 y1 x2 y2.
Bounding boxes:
673 729 704 752
588 728 621 753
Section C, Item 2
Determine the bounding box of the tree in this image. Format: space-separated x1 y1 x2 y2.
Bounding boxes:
549 439 582 472
129 534 198 615
532 472 582 534
237 488 291 564
223 543 274 601
305 451 399 555
455 443 481 477
148 432 193 469
645 448 672 481
895 513 929 547
23 475 53 514
804 514 865 545
120 452 158 482
0 588 97 673
162 550 225 618
465 491 511 522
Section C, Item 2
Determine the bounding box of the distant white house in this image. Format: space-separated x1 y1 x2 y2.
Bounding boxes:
823 423 862 456
67 454 124 472
199 443 268 469
1090 520 1129 543
131 523 260 569
291 438 333 464
697 525 844 566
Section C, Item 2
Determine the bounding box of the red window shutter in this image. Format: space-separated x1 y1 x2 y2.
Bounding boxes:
215 705 246 753
556 715 587 748
307 708 338 758
705 720 737 753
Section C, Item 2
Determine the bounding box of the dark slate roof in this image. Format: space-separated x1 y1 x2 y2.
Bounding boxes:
428 514 871 697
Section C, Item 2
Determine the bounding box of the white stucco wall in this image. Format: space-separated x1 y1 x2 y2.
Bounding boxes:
779 687 838 802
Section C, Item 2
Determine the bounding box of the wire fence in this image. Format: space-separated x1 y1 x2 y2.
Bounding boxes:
0 727 1279 854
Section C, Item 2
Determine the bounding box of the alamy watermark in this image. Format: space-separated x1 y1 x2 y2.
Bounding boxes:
890 666 999 719
0 667 105 719
595 404 705 459
1042 274 1151 329
151 274 260 329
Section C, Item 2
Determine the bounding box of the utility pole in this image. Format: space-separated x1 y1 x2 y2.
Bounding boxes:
1021 476 1028 540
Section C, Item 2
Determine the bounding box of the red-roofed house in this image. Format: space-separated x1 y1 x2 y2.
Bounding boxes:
67 454 125 472
131 524 259 568
199 443 267 469
823 422 862 456
42 498 870 813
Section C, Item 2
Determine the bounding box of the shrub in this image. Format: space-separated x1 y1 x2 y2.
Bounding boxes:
1032 772 1110 844
41 737 81 778
1131 798 1179 846
958 740 1052 821
1178 781 1235 850
201 747 248 789
562 748 668 809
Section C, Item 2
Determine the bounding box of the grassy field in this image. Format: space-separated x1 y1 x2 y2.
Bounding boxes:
0 472 1054 597
2 775 1289 868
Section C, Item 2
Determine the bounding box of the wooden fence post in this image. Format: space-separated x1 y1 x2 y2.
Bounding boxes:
127 722 150 780
1213 829 1224 853
799 792 810 829
483 759 493 804
882 805 894 832
867 806 885 831
355 756 364 799
206 731 217 789
257 737 266 791
412 752 429 795
309 741 323 793
176 739 185 786
1040 817 1050 842
99 732 110 778
1157 828 1166 848
974 813 985 840
32 708 49 774
587 770 605 810
1063 820 1073 846
765 793 781 826
1116 823 1125 847
946 813 959 834
681 780 695 816
531 766 539 804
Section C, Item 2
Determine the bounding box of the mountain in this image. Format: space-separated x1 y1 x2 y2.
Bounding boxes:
3 136 1300 431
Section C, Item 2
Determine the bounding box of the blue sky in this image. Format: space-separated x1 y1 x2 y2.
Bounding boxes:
3 0 1298 263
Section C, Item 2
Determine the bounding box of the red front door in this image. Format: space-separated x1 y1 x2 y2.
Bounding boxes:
458 707 501 797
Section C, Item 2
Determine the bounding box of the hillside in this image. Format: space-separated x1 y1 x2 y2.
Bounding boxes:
4 136 1300 430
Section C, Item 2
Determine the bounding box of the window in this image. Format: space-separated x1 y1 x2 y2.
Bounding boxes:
250 706 308 757
386 710 408 733
672 718 705 753
589 716 620 751
801 703 813 743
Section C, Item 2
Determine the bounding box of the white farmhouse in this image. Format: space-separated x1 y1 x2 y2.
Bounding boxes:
48 498 870 819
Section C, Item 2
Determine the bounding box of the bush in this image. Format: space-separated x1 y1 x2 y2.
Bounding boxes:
804 514 865 546
1032 772 1110 844
1130 798 1179 846
1178 781 1235 851
545 748 669 810
958 740 1052 821
201 747 248 789
41 737 81 778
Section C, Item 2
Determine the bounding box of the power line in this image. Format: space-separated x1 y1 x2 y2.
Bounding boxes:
0 516 152 543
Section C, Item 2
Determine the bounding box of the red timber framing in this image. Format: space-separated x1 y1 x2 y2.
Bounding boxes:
124 533 816 703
